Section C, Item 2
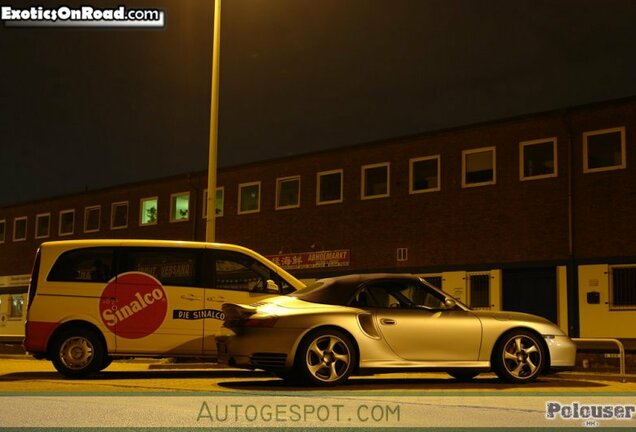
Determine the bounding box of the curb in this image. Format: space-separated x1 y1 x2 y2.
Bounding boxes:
554 372 636 383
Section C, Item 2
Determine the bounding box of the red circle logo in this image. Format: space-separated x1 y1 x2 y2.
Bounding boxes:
100 272 168 339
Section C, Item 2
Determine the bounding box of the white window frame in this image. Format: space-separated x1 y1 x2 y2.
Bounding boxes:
13 216 27 242
0 219 5 243
238 182 261 215
59 209 75 236
396 247 408 262
170 192 190 223
519 137 558 181
462 146 497 188
609 264 636 310
215 187 224 218
583 126 626 174
409 155 441 194
203 187 224 219
110 201 129 230
361 162 390 200
316 169 344 205
35 213 51 239
275 176 301 210
83 205 101 233
139 196 159 226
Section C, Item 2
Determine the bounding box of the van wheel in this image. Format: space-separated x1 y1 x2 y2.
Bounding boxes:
51 328 105 378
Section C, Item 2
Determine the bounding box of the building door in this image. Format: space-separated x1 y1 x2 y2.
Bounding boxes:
502 267 557 324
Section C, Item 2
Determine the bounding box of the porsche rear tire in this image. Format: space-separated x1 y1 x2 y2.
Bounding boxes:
296 329 356 387
493 330 545 383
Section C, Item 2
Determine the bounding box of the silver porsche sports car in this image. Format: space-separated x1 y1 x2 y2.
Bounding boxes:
216 274 576 386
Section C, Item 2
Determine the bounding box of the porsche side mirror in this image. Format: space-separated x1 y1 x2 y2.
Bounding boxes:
444 298 457 309
266 279 280 293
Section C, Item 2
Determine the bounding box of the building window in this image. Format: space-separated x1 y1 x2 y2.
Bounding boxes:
410 156 440 193
0 219 5 243
170 192 190 222
238 182 261 214
276 176 301 210
9 295 24 318
520 138 557 180
317 169 343 205
140 197 158 226
396 247 408 262
468 272 490 309
361 163 390 199
35 213 51 239
610 266 636 310
421 275 443 289
13 217 27 241
84 206 101 233
111 202 128 229
203 188 224 218
59 210 75 236
462 147 496 187
583 127 626 173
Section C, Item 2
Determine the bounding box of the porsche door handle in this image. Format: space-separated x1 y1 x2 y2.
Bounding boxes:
380 318 396 325
180 294 201 301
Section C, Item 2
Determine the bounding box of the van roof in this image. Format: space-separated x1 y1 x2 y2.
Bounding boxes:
39 239 257 253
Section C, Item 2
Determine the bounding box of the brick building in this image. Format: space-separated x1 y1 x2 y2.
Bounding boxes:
2 97 636 341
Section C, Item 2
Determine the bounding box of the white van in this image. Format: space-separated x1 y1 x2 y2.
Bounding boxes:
24 240 305 377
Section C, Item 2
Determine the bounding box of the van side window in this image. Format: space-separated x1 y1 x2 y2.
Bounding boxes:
214 251 272 292
48 248 115 282
120 248 200 287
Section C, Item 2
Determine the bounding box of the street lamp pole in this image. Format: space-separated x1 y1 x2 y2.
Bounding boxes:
206 0 222 242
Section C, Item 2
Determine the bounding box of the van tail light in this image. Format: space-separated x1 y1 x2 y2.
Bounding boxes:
26 248 41 314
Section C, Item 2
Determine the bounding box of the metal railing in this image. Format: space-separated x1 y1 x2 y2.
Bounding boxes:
572 338 626 383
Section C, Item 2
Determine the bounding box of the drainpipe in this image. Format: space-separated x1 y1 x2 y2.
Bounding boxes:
563 110 580 337
187 173 199 241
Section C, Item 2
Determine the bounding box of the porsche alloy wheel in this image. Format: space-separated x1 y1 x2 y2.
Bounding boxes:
494 330 545 383
298 329 355 386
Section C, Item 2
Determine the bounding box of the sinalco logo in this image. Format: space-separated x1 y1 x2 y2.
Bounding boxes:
100 272 167 338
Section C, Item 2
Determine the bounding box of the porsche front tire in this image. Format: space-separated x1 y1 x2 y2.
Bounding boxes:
493 330 545 383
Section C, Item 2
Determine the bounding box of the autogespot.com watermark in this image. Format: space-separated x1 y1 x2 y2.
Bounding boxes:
197 401 401 425
1 5 164 28
546 401 635 427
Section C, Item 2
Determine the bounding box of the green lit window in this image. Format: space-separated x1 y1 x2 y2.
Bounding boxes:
238 182 261 214
203 188 224 218
9 295 24 318
170 192 190 222
140 197 158 226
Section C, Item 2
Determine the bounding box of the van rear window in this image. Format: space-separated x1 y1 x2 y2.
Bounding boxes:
48 248 115 282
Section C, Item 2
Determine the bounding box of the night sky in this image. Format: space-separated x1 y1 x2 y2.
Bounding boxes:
2 0 636 207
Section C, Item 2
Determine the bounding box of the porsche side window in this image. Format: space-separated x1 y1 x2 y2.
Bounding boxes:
214 251 272 293
361 282 445 309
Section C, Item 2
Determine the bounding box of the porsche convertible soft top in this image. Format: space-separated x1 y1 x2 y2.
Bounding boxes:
291 273 423 306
